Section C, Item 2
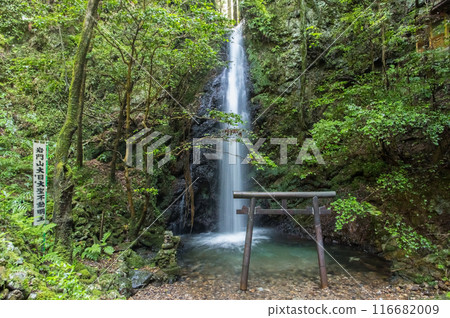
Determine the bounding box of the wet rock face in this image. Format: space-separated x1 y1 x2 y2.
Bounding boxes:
189 73 224 233
168 71 224 234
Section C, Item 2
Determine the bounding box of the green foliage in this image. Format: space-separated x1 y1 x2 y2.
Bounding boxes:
241 0 277 41
82 244 102 261
306 26 322 48
376 169 413 195
382 216 436 256
134 187 158 195
45 261 90 300
331 196 380 231
81 231 114 261
0 0 33 40
0 190 91 300
208 109 245 126
0 190 56 258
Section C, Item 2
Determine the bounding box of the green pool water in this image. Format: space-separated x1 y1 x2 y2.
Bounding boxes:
179 229 391 282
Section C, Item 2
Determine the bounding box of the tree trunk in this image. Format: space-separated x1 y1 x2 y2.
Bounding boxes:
53 0 100 261
134 176 152 237
370 38 375 72
183 149 195 231
110 93 127 182
76 65 87 168
123 58 136 222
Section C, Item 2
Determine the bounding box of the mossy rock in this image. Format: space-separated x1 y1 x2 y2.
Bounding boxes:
97 273 132 297
7 270 32 297
35 289 59 300
116 276 132 297
91 289 103 298
86 283 103 298
152 268 169 284
162 242 174 249
98 273 116 291
79 269 90 278
105 290 122 300
162 264 181 278
172 235 181 246
34 280 51 294
75 262 98 275
0 246 22 266
74 262 98 284
116 241 136 251
0 266 5 288
122 250 146 269
0 288 9 300
139 231 164 249
115 259 129 277
79 269 97 284
6 289 24 300
412 273 434 285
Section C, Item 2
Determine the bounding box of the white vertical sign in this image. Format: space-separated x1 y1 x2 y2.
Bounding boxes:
33 141 47 226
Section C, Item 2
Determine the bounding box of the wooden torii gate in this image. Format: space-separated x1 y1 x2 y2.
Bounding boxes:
233 191 336 291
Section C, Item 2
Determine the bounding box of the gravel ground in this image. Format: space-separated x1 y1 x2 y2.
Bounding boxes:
131 268 444 300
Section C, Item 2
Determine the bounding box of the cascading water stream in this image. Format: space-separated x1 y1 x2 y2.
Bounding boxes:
218 23 249 234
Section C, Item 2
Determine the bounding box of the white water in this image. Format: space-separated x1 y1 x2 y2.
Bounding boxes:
185 229 272 250
218 24 249 233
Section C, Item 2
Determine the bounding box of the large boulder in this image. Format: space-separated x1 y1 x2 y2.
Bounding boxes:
7 270 31 297
122 249 147 270
116 277 132 296
130 269 154 289
97 273 133 298
6 289 24 300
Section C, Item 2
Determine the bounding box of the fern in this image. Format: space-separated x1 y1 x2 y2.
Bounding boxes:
41 252 63 264
72 241 86 259
79 231 114 261
10 191 32 214
82 244 102 261
103 246 115 256
102 231 112 243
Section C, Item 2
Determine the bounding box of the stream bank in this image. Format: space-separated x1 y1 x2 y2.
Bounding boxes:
131 269 445 300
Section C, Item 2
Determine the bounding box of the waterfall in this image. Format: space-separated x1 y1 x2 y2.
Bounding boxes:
218 24 249 233
178 193 185 234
